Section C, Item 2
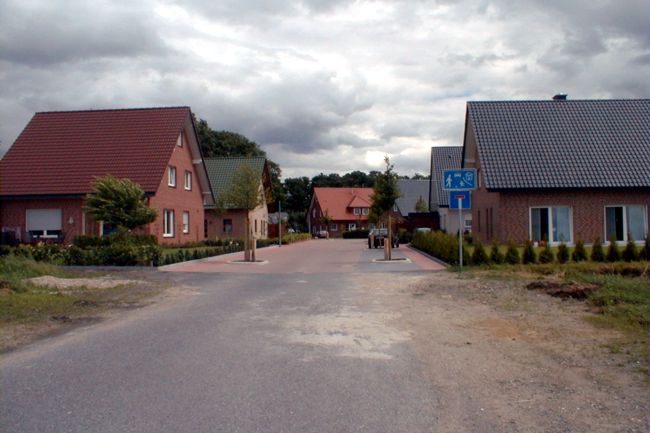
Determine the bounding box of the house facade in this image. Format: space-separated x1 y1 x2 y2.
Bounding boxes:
395 179 438 232
463 98 650 245
429 146 471 235
0 107 213 245
203 157 271 241
308 187 373 237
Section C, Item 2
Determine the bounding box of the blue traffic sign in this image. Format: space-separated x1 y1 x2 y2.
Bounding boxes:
442 169 477 190
449 190 471 209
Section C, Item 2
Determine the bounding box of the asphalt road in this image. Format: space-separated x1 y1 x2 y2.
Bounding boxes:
1 240 446 433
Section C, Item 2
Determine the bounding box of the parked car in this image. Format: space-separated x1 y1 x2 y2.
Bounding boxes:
316 230 329 238
368 228 399 249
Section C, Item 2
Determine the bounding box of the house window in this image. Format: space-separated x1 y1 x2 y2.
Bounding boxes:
348 223 357 231
223 219 233 235
362 208 369 215
204 219 208 238
168 166 177 187
605 205 646 242
330 223 338 231
353 207 361 215
182 211 190 234
177 133 183 147
464 218 472 231
530 207 572 243
255 219 258 234
163 209 175 237
184 171 192 190
26 209 62 240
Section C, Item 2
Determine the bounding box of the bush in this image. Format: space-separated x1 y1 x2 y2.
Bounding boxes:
504 242 520 265
489 241 504 264
342 230 370 239
398 228 412 244
411 231 459 264
538 243 555 264
591 238 605 262
572 239 587 262
522 241 537 264
470 240 489 265
606 237 621 262
556 242 569 264
639 236 650 260
622 238 638 262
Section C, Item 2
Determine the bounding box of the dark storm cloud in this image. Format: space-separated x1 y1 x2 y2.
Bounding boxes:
0 0 170 66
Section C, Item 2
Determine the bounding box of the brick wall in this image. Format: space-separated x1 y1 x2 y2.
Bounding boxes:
205 205 268 241
148 129 206 245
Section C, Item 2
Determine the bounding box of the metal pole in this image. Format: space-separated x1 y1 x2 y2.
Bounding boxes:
458 197 463 271
279 200 282 247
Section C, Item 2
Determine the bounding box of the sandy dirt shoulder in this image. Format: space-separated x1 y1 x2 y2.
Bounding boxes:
352 270 648 433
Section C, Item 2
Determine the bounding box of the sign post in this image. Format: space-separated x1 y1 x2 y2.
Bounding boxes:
442 169 477 272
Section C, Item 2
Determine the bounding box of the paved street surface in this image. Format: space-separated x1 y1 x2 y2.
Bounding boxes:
1 240 447 433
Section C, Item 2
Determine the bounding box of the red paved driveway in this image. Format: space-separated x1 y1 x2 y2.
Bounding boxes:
162 239 445 274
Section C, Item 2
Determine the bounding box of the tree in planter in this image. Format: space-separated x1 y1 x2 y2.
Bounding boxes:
84 176 157 235
321 211 333 238
370 156 400 260
218 164 265 262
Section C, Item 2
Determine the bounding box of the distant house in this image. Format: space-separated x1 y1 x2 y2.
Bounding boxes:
0 107 214 245
395 179 438 231
204 157 271 241
308 187 373 237
462 97 650 245
429 146 471 234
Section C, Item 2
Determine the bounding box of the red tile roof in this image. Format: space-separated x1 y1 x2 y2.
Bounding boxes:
313 187 373 221
0 107 192 196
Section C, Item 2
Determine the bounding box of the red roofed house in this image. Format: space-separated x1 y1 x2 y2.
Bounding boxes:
308 187 373 237
0 107 214 245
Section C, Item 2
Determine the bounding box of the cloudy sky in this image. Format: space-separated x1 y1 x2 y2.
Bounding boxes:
0 0 648 178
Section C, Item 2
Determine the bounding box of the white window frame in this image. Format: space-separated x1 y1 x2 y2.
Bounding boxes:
604 205 647 243
182 211 190 234
529 206 573 245
330 223 338 231
168 166 177 187
362 208 369 215
348 223 357 231
184 170 192 191
353 207 361 215
163 209 175 237
177 133 183 147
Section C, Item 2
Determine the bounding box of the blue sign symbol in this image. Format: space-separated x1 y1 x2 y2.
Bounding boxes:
449 190 471 209
442 169 477 190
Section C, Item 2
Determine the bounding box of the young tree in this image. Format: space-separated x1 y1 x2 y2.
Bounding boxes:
84 176 157 233
321 211 333 238
219 164 265 262
414 195 428 213
370 156 400 260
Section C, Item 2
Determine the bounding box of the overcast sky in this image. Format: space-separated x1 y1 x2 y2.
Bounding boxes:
1 0 648 178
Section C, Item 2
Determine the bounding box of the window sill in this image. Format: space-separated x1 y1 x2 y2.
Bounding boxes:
163 234 174 238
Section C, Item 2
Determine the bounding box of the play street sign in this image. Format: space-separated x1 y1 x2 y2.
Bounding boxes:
442 169 477 190
449 190 471 209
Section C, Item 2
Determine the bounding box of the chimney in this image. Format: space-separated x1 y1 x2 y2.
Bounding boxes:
553 94 567 100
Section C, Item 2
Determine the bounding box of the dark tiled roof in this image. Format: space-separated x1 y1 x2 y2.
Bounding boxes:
204 157 267 208
467 99 650 189
430 146 463 208
0 107 191 196
396 179 430 215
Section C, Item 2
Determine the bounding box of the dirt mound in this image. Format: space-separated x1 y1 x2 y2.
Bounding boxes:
526 280 599 299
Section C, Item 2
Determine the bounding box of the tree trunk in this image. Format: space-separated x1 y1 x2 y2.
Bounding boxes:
244 212 251 262
385 214 392 261
251 221 256 262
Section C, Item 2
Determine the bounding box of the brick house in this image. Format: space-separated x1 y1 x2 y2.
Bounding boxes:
203 157 271 241
308 187 373 237
462 97 650 245
0 107 214 245
429 146 471 234
395 179 438 232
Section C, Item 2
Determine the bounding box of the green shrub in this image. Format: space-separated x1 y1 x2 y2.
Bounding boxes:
591 238 605 262
0 245 11 257
470 240 489 265
621 238 638 262
522 241 537 264
411 230 460 264
639 236 650 260
342 230 370 239
572 239 587 262
606 237 621 262
538 243 555 264
397 228 412 244
504 242 520 265
556 242 569 264
489 241 504 264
